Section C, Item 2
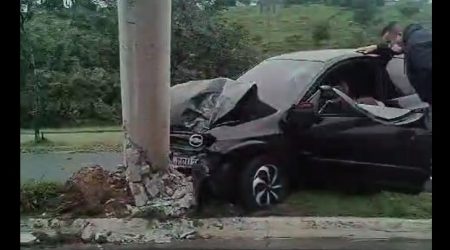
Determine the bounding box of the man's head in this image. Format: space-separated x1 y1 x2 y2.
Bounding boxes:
381 21 403 44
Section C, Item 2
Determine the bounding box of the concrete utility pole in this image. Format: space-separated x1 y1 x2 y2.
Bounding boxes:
118 0 171 206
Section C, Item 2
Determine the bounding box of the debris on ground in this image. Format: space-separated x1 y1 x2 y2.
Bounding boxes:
20 217 432 246
139 166 196 218
57 165 134 217
20 232 38 245
123 137 196 218
52 163 195 219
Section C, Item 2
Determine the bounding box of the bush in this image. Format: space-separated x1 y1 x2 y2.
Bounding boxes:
351 0 378 25
397 1 421 18
312 21 331 45
21 181 63 214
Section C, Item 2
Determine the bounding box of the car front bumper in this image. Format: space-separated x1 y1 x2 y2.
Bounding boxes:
191 153 236 206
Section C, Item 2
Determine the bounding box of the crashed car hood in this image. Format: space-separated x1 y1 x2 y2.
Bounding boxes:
170 78 277 133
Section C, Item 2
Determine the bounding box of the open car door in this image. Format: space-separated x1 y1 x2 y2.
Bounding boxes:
296 55 431 189
299 85 431 181
331 87 426 126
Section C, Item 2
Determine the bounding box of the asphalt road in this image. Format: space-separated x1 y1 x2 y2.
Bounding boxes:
21 238 432 250
20 152 122 183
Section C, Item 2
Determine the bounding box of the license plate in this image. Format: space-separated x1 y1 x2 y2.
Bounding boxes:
170 155 199 168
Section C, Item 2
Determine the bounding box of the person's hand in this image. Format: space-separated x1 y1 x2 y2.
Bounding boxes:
355 45 378 54
390 43 403 53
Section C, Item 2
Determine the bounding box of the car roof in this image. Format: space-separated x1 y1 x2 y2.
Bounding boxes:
268 49 405 62
267 49 363 62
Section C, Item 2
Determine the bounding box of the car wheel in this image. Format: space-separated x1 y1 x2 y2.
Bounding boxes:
239 155 288 211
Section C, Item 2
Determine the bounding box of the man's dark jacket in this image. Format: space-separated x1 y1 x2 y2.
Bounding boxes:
403 24 432 104
374 24 432 104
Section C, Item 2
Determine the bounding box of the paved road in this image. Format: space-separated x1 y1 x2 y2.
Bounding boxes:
21 238 432 250
20 152 122 183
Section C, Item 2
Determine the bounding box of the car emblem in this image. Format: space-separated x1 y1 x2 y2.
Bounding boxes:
189 134 203 148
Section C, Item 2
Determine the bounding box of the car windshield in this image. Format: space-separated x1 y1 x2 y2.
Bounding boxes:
238 59 324 110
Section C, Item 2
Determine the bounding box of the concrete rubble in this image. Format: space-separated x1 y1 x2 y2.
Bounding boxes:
20 216 432 246
55 163 194 219
123 138 196 218
20 232 38 245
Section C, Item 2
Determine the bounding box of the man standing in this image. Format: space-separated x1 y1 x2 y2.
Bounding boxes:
357 22 432 105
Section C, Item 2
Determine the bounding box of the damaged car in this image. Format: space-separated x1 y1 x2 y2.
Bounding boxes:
169 49 432 211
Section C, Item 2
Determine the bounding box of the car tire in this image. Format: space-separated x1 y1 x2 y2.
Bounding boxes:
239 155 288 211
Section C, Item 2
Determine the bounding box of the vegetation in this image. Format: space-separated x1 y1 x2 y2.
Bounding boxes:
21 181 64 214
20 0 259 130
194 190 431 219
223 2 431 55
20 128 122 153
281 191 432 218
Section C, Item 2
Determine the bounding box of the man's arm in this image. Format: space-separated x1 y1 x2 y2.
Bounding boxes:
356 42 402 56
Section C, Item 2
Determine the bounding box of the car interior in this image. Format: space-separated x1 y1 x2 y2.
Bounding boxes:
306 58 428 126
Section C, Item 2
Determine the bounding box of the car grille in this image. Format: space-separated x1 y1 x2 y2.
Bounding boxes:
170 131 206 154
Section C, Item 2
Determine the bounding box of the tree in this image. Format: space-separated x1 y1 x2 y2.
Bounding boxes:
171 0 260 84
20 0 260 128
21 0 45 141
21 0 122 128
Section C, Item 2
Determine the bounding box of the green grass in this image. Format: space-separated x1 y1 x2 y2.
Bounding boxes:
278 191 432 219
222 4 432 55
20 181 64 214
196 190 431 219
20 129 122 153
20 125 121 134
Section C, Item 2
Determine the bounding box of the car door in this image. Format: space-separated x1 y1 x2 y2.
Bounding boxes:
298 87 430 182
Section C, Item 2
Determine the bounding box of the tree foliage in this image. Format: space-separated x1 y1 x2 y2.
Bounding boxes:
20 0 260 128
397 0 422 18
351 0 378 25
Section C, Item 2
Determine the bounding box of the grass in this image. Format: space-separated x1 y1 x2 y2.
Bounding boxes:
20 127 122 153
20 181 64 215
222 4 432 55
280 190 432 219
198 190 431 219
20 125 121 134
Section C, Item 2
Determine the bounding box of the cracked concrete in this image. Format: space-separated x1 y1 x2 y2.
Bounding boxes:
20 216 432 246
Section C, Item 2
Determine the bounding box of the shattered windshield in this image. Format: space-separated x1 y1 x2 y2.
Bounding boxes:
238 59 324 110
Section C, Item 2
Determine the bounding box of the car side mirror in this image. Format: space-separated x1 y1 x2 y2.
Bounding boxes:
281 104 318 131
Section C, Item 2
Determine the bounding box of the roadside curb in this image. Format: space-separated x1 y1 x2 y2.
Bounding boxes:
20 216 432 246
